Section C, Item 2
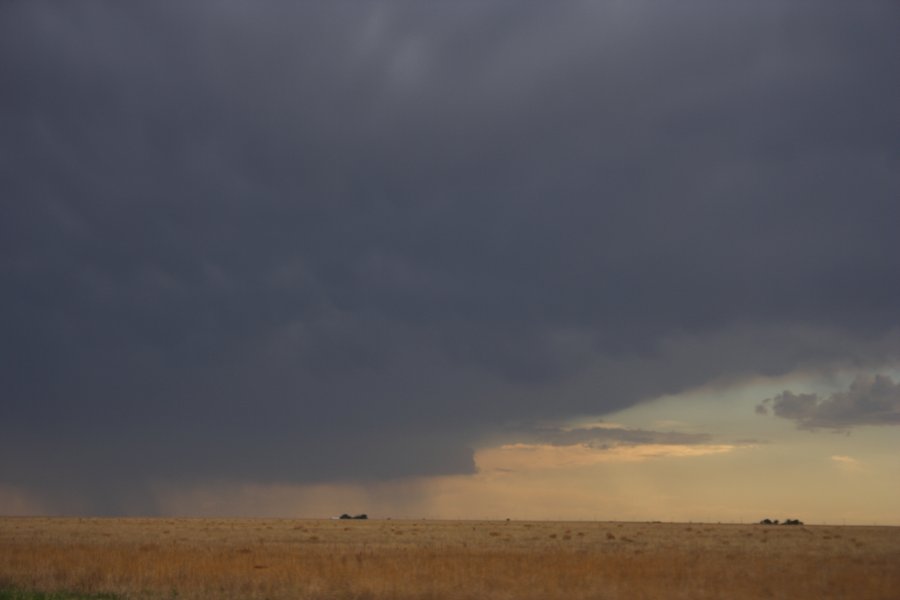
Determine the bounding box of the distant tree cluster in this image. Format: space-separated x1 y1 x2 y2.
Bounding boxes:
339 514 368 520
759 518 803 525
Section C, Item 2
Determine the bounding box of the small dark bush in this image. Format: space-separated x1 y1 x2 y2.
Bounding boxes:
758 517 804 526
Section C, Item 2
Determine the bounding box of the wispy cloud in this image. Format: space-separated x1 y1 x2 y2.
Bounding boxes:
477 442 737 472
476 422 738 472
501 422 713 447
830 455 864 473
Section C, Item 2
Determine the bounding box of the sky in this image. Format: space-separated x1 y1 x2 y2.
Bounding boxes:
2 1 899 524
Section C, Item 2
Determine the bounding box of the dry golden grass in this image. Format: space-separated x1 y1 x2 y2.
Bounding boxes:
1 517 898 599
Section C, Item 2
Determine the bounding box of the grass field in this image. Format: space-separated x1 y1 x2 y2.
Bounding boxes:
1 517 898 599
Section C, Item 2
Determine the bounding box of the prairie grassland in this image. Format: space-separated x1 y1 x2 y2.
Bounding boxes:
1 518 898 599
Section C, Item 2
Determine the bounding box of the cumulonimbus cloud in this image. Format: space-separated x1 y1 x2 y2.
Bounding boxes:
1 1 899 514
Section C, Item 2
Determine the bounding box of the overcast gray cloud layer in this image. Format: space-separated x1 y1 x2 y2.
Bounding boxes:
2 1 899 514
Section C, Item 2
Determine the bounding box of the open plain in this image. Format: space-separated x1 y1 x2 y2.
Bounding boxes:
1 517 898 599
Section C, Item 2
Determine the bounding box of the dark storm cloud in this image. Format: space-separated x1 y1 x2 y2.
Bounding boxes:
757 374 900 431
2 1 899 513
